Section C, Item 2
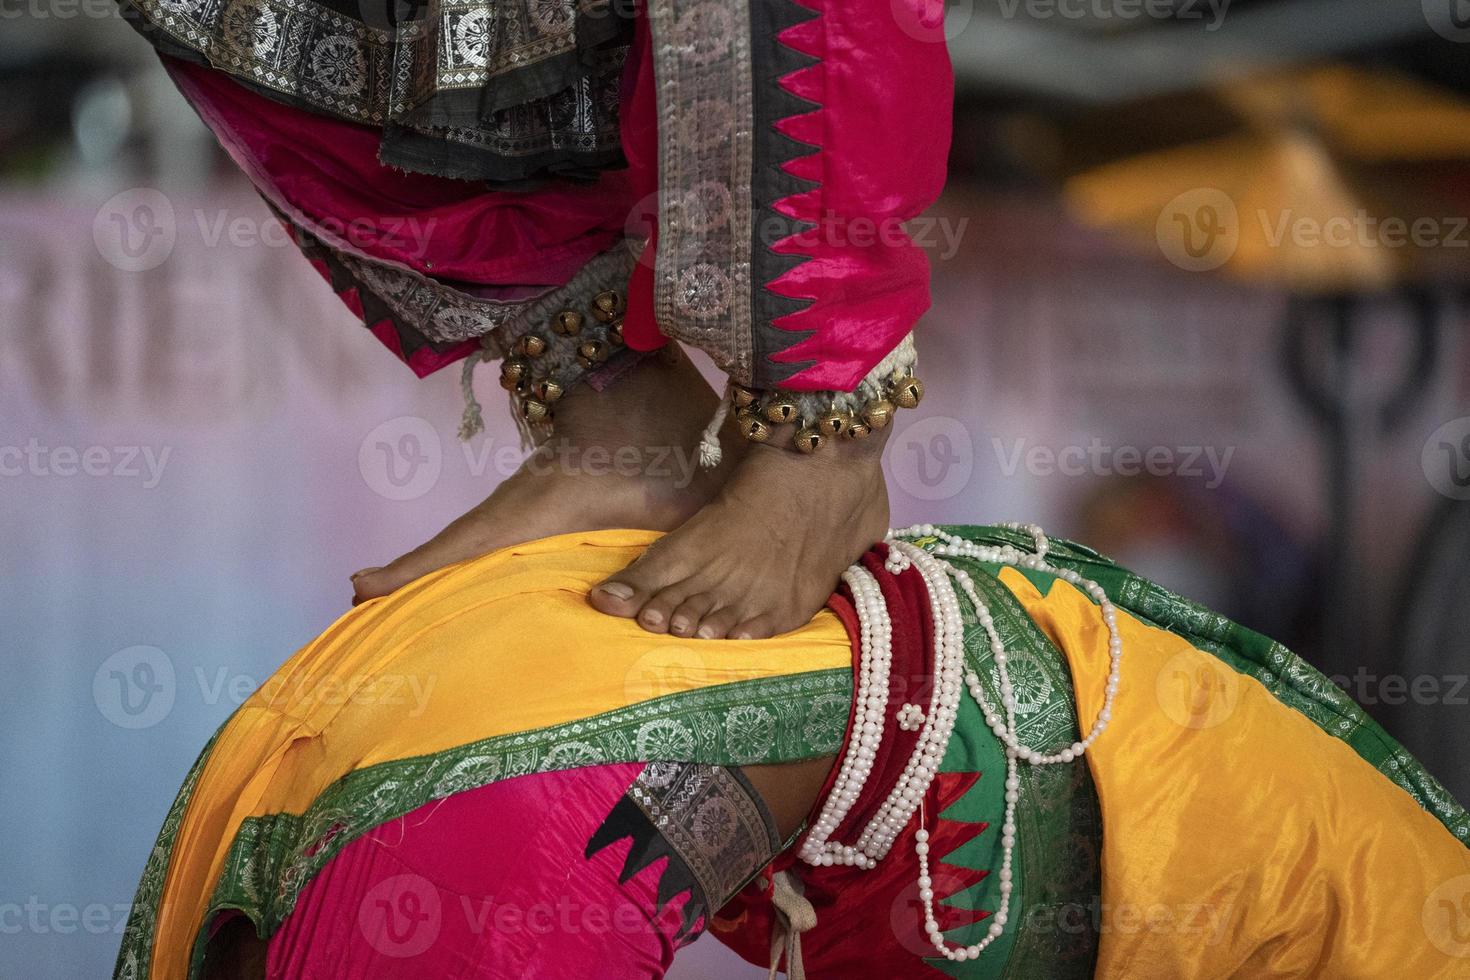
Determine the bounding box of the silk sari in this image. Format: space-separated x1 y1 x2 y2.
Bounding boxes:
116 527 1470 979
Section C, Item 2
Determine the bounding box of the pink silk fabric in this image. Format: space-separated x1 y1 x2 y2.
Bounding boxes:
261 763 699 979
618 0 954 392
163 0 950 392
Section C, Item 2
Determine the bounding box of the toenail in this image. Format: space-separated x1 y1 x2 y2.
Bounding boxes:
641 610 663 626
597 582 634 600
696 625 716 639
350 567 380 581
671 618 689 632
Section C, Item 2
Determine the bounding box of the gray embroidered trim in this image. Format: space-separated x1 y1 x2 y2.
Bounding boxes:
647 0 757 384
629 762 782 913
123 0 621 131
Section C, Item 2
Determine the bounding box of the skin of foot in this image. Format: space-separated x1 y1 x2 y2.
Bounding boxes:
350 347 738 605
587 417 891 641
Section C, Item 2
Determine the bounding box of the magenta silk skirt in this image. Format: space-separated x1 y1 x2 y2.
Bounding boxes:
223 762 781 979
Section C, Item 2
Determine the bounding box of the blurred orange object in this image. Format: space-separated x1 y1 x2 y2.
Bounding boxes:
1065 66 1470 292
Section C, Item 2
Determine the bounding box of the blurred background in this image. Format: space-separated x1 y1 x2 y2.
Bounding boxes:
4 1 1470 977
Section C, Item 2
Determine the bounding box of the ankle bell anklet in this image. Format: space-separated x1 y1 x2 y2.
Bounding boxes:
457 253 636 443
694 333 921 464
729 373 924 455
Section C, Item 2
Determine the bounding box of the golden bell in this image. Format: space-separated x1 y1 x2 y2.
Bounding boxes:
764 397 799 425
552 310 583 336
892 376 924 409
499 357 529 390
591 290 622 323
514 333 548 357
846 420 872 440
861 398 895 430
737 410 772 443
521 398 552 423
731 385 758 409
577 339 609 369
817 409 852 438
793 427 824 454
607 317 625 345
531 379 563 403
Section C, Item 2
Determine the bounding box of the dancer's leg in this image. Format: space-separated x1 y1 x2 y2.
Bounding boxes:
591 0 952 637
353 347 742 603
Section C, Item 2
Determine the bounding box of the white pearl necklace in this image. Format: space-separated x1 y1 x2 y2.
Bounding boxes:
799 523 1124 965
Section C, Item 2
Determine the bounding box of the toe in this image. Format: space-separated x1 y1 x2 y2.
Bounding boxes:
635 584 694 634
694 606 742 640
730 613 781 641
669 594 716 636
590 553 679 619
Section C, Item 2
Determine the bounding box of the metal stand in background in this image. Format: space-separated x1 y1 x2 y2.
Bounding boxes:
1281 290 1438 665
1284 288 1470 805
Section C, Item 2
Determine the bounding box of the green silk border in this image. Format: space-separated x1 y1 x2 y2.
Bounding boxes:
937 524 1470 847
116 668 852 980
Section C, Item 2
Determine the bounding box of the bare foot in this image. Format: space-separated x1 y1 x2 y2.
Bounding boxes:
351 350 735 604
587 425 890 639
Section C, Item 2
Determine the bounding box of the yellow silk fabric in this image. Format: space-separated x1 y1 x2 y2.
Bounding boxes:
999 566 1470 978
148 530 852 979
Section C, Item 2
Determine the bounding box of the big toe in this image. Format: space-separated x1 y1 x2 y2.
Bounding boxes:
590 555 678 620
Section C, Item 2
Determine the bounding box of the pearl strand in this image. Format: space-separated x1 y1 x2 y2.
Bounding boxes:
799 564 893 868
852 539 967 861
889 523 1123 962
895 523 1124 766
798 523 1124 964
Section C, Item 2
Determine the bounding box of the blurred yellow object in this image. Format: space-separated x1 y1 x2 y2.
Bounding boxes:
1065 66 1470 292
